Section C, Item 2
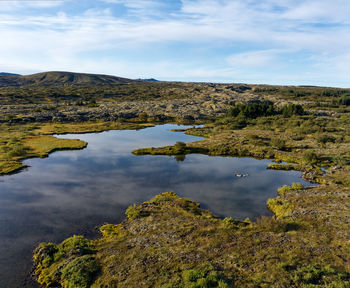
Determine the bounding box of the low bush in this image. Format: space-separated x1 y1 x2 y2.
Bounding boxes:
293 264 349 287
174 141 187 154
302 151 318 165
281 104 304 117
316 134 336 145
226 101 275 119
182 269 229 288
278 183 304 195
59 235 95 256
271 138 287 150
125 204 142 220
61 255 99 288
255 216 298 233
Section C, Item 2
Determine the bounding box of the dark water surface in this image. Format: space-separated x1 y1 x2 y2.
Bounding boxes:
0 124 310 287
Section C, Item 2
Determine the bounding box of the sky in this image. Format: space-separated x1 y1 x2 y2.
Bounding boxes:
1 0 350 87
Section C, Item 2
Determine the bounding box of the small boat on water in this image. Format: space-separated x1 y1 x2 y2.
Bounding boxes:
234 173 249 178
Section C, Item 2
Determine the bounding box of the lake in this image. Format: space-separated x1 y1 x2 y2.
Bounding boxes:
0 124 311 287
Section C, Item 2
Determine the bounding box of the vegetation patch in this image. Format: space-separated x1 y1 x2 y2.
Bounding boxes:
132 141 209 156
0 121 154 175
267 163 299 170
33 236 98 287
33 192 349 287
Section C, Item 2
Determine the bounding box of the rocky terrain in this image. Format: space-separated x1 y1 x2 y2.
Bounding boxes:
1 83 311 123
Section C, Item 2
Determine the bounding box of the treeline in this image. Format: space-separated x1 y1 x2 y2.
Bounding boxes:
252 86 350 105
334 95 350 106
226 102 304 119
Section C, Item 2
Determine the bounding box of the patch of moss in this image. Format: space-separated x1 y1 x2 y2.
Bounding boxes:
61 255 100 288
33 236 98 287
277 183 305 195
267 163 299 171
267 198 294 218
132 143 209 156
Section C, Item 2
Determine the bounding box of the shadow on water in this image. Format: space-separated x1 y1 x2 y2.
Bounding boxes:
0 124 311 287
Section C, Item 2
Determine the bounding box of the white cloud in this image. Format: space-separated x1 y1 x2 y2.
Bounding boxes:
281 0 350 22
226 50 279 68
1 0 350 86
0 0 64 11
100 0 170 18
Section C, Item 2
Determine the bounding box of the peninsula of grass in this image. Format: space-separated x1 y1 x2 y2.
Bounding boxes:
0 121 154 175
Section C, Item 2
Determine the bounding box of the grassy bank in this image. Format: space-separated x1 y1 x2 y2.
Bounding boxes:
33 192 349 288
0 121 154 175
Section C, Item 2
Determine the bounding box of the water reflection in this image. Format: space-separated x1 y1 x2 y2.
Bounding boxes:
0 124 310 287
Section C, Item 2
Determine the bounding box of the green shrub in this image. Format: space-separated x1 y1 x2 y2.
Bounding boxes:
339 95 350 106
181 269 229 287
152 192 178 202
174 141 187 154
281 104 304 117
33 242 59 268
182 270 205 283
222 217 239 229
227 116 247 129
58 235 95 256
138 111 148 121
256 215 299 232
227 101 275 119
302 151 318 165
125 204 142 220
271 138 287 150
61 255 99 288
292 264 348 286
99 224 120 238
331 155 348 166
316 134 336 145
278 183 304 195
267 164 298 171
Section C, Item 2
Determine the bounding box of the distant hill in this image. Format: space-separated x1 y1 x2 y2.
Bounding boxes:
0 72 21 76
137 78 159 82
0 71 136 88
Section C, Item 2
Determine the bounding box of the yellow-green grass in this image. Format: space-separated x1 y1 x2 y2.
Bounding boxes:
0 121 154 175
0 160 26 175
36 121 154 135
23 135 87 158
33 192 350 288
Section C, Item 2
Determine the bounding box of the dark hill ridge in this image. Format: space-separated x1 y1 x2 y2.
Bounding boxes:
0 71 135 87
0 72 21 76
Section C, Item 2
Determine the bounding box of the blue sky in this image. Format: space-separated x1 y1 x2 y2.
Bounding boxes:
1 0 350 87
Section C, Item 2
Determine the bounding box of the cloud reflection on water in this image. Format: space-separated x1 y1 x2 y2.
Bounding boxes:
0 124 310 287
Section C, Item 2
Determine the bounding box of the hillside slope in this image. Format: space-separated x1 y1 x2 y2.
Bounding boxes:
0 71 135 87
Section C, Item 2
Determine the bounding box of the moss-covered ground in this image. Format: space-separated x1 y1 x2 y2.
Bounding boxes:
33 192 349 287
0 83 348 287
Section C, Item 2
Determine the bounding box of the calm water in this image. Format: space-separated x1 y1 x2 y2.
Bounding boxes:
0 124 310 287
